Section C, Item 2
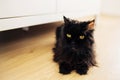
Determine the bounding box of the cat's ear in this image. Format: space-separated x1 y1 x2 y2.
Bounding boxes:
63 16 71 25
87 19 95 30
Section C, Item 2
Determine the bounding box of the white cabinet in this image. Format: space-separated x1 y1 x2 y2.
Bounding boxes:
0 0 100 31
57 0 100 13
57 0 100 18
0 0 56 18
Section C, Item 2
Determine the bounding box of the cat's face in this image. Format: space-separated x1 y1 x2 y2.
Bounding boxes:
63 16 95 50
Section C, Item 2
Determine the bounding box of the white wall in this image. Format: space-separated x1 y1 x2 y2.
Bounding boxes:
101 0 120 16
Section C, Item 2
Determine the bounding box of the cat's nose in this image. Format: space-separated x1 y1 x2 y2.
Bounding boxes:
71 42 75 45
71 42 77 49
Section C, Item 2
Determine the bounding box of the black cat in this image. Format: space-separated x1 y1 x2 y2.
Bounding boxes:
53 16 97 75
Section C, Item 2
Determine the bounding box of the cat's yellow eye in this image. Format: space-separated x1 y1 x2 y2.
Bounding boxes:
66 34 71 38
79 35 85 39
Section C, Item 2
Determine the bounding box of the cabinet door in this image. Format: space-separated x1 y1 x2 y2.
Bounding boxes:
57 0 100 13
0 0 56 18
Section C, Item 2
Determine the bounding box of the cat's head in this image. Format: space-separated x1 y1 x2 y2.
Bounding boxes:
63 16 95 50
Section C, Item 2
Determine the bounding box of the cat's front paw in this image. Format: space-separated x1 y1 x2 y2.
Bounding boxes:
76 69 88 75
59 62 72 74
59 68 71 74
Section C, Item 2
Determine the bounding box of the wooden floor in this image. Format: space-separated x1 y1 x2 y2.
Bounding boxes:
0 15 120 80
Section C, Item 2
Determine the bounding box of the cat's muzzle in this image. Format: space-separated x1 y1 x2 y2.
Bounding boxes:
71 45 78 51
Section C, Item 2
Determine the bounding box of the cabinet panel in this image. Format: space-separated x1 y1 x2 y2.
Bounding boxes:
57 0 100 12
0 0 56 18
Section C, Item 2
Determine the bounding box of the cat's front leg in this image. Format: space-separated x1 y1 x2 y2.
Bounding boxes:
76 63 89 75
59 62 73 74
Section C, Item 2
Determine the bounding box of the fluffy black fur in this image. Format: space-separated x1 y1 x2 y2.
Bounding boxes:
53 16 97 75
